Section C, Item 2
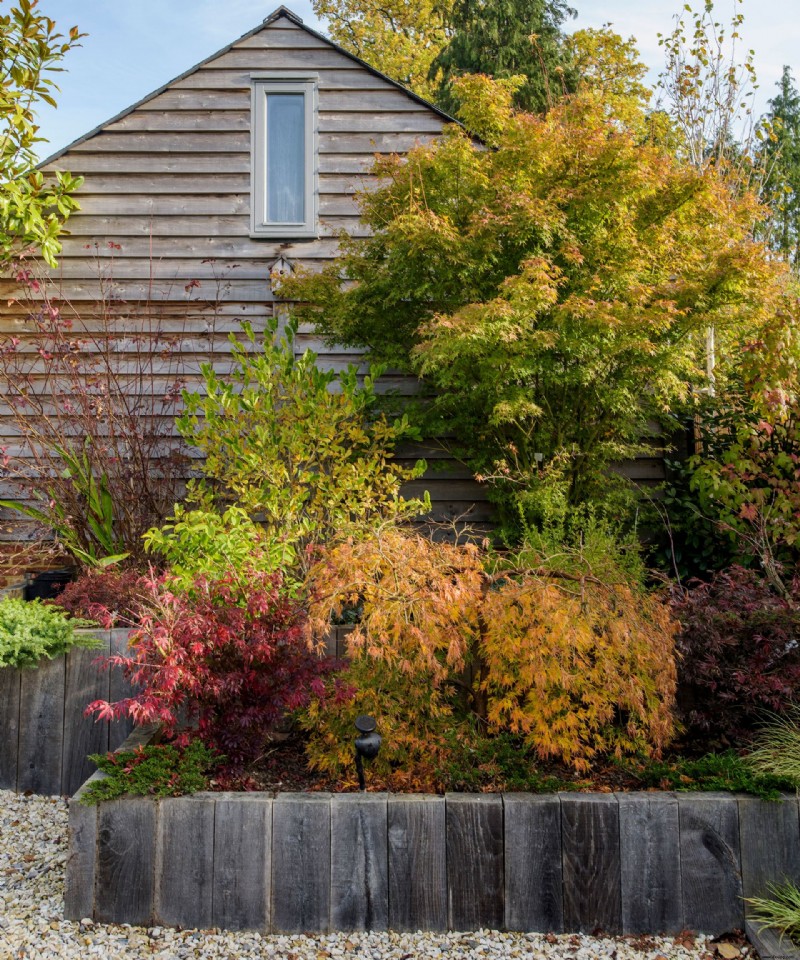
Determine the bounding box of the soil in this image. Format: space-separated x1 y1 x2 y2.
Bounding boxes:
207 730 696 795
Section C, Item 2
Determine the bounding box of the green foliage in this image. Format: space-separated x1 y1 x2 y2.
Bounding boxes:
744 708 800 788
0 597 95 668
0 439 129 568
747 881 800 944
431 0 577 114
434 729 572 792
81 740 219 804
760 67 800 265
688 392 800 595
177 316 429 576
626 750 795 800
313 0 450 100
288 73 792 540
144 503 294 594
0 2 84 265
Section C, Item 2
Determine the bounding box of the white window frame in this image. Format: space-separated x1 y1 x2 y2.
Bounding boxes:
250 74 318 239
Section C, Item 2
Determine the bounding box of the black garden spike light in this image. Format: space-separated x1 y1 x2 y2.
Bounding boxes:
354 715 381 791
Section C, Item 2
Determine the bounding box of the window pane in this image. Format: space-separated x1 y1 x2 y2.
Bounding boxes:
266 93 305 224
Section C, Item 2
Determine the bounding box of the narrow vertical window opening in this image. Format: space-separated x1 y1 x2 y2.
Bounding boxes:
251 76 317 238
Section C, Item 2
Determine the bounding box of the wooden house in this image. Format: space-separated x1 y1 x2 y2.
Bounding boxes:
0 5 664 558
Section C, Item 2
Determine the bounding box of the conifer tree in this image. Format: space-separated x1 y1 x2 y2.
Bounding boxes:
431 0 578 115
761 66 800 266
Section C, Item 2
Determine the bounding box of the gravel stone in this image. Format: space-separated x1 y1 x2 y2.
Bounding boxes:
0 790 728 959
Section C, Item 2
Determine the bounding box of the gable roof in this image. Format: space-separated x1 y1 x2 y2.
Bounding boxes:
39 5 457 169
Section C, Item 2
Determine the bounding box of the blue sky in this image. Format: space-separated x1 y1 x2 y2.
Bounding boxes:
35 0 800 159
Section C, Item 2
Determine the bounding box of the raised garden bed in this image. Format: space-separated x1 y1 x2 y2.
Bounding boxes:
65 729 800 938
0 627 134 796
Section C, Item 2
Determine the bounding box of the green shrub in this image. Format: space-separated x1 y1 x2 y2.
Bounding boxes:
0 597 96 668
81 740 219 804
627 750 795 800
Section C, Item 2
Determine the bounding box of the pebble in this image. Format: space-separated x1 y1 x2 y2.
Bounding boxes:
0 789 724 960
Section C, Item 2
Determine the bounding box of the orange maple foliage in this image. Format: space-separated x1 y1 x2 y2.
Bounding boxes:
302 527 677 777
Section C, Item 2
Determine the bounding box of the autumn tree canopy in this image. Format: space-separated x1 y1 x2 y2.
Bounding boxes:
288 52 799 536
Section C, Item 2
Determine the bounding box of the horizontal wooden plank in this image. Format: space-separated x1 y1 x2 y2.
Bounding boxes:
201 48 380 71
68 131 435 155
107 109 440 135
72 173 378 196
234 30 332 50
56 235 343 260
50 152 377 175
174 68 403 92
58 214 367 239
70 193 359 217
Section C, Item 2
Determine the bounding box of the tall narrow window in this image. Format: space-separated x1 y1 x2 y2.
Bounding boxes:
251 77 317 238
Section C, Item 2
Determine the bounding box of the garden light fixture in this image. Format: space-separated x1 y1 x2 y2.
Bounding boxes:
354 715 381 791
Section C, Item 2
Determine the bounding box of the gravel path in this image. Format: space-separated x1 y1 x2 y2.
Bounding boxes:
0 790 734 960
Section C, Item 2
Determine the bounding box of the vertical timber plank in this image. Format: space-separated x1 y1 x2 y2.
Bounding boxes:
388 794 447 932
271 793 331 934
739 795 800 920
561 794 622 934
331 793 388 931
0 666 21 790
96 797 157 925
156 795 216 930
64 799 98 920
212 793 272 932
17 655 65 795
108 629 135 751
62 633 111 797
618 793 682 935
679 793 743 934
446 793 504 931
504 794 563 932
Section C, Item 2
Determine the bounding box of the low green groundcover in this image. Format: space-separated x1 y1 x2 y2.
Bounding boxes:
0 596 95 669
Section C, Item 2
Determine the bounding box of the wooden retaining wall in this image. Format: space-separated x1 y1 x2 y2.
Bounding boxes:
0 628 134 797
65 786 800 936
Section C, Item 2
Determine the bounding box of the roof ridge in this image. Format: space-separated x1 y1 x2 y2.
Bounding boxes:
264 6 304 25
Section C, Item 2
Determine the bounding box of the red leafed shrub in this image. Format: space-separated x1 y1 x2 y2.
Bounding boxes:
52 567 150 626
672 566 800 743
87 570 330 769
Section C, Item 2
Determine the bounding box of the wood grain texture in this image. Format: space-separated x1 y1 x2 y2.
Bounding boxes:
96 798 157 925
446 794 504 932
156 795 216 930
0 666 20 790
503 793 563 933
331 793 389 932
561 794 622 934
17 655 65 795
678 793 743 935
271 794 331 934
739 796 800 918
212 794 272 932
64 798 98 920
108 629 135 752
618 793 682 935
61 632 111 797
388 795 447 932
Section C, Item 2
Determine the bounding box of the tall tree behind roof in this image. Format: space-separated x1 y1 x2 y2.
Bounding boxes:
430 0 578 115
312 0 451 101
760 67 800 266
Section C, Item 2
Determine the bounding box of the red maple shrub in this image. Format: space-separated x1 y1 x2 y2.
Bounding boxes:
672 565 800 743
52 566 151 626
87 569 331 770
